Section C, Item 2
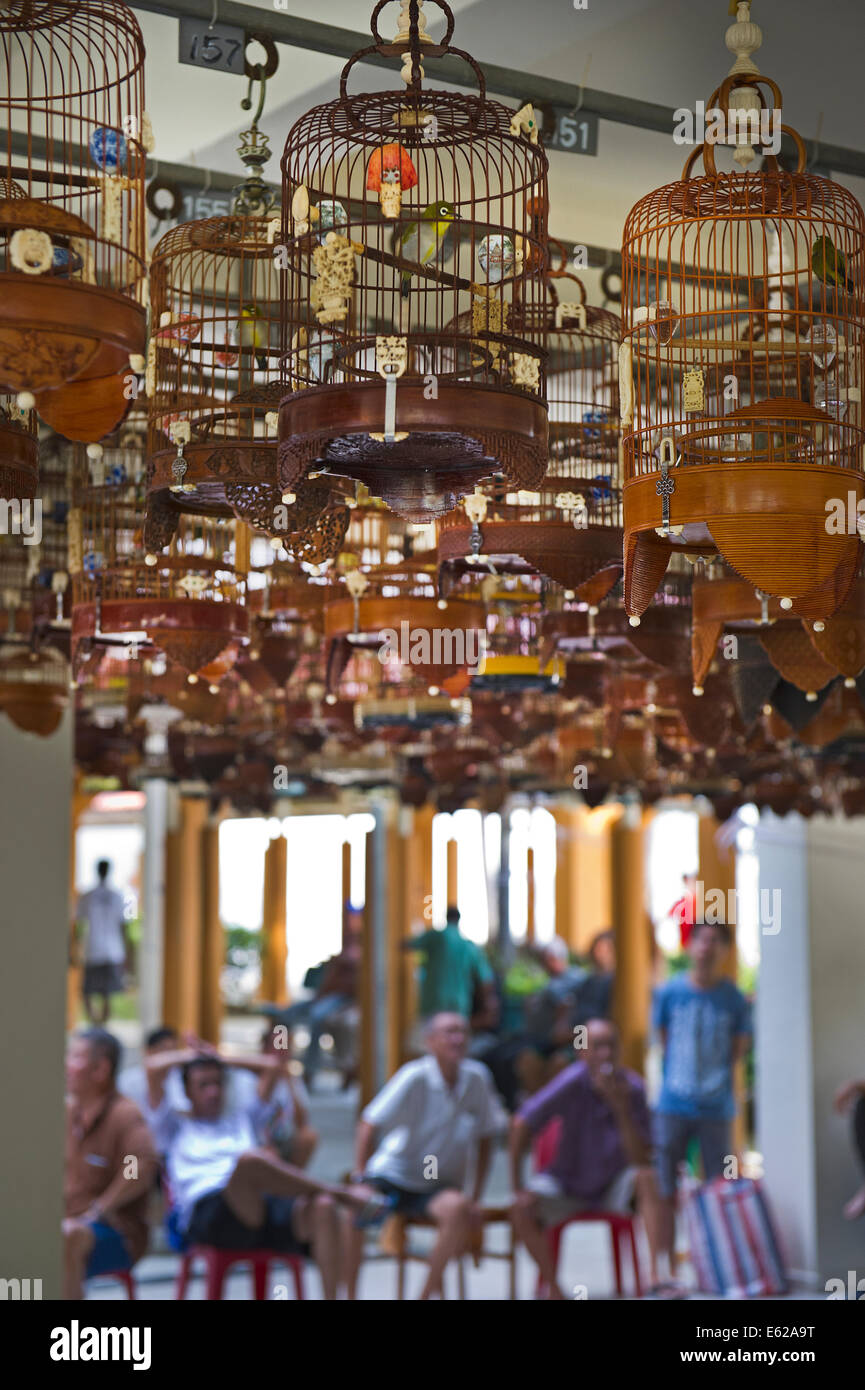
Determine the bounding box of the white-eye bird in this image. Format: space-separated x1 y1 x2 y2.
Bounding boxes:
392 201 457 299
238 304 268 372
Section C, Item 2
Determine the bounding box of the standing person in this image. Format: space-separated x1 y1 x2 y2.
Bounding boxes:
74 859 130 1024
262 908 361 1090
670 871 699 950
64 1029 157 1299
345 1013 507 1300
509 1018 664 1299
834 1073 865 1220
403 905 498 1028
652 919 752 1290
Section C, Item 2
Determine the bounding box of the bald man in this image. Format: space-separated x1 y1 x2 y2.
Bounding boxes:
346 1012 506 1299
510 1018 664 1299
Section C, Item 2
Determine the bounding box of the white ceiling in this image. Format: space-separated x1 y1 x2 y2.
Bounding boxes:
135 0 865 301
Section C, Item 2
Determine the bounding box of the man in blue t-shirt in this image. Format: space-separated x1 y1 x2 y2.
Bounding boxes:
652 918 752 1287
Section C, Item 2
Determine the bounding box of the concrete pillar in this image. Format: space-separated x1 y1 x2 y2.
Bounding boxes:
340 838 352 947
0 709 72 1298
360 807 390 1105
140 778 172 1034
401 803 432 1055
526 845 536 944
755 813 865 1287
498 804 513 963
176 797 208 1034
446 834 458 908
199 820 223 1044
260 834 288 1006
553 804 581 950
610 807 653 1075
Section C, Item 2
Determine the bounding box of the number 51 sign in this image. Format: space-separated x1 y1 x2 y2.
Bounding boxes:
537 104 599 157
178 18 246 75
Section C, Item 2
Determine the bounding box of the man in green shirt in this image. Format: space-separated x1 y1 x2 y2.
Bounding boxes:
404 906 497 1026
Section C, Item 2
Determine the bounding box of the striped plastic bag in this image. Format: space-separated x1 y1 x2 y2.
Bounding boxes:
684 1176 788 1298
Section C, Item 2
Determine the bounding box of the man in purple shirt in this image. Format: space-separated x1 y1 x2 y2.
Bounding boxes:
509 1018 663 1298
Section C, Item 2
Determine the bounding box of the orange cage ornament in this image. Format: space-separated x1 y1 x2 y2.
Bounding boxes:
278 0 549 523
621 71 865 634
0 0 148 440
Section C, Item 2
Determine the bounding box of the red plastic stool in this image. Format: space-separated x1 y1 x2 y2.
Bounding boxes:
541 1210 642 1298
101 1268 136 1298
175 1246 305 1301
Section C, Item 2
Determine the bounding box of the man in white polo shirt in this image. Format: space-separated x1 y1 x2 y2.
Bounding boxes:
346 1012 507 1299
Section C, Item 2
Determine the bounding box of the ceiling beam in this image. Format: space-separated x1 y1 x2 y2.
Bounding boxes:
129 0 865 180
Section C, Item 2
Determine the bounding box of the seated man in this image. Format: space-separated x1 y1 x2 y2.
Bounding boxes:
346 1012 507 1300
146 1041 381 1300
229 1026 318 1168
510 1018 663 1300
64 1029 157 1299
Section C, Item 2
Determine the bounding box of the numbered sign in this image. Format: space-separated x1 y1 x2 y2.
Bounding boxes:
178 18 246 75
542 109 599 157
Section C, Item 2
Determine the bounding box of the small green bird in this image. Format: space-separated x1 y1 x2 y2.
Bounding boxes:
393 201 457 299
238 303 268 372
811 235 854 295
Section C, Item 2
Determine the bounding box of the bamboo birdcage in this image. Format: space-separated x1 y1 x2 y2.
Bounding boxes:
438 246 622 598
145 123 353 568
691 559 865 697
0 0 147 439
278 0 549 523
69 441 248 678
621 72 865 625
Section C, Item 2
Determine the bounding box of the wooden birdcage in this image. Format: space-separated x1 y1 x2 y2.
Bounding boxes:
278 0 549 523
621 72 865 624
0 394 37 500
691 560 865 698
438 247 622 597
539 555 693 674
0 0 147 439
69 452 248 678
323 550 486 695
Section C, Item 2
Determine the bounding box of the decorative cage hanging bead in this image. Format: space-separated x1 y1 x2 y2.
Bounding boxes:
0 0 148 440
620 70 865 624
438 245 622 600
278 0 550 523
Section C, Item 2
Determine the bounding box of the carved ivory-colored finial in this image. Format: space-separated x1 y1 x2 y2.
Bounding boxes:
393 0 432 86
724 1 764 169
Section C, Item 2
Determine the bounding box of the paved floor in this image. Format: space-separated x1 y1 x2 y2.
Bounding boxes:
88 1015 821 1301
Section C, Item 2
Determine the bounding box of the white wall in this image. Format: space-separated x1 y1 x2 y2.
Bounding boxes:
756 812 865 1288
0 708 71 1299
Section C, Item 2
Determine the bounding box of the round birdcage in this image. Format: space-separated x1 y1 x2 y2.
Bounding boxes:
69 450 248 677
691 559 865 697
621 72 865 623
438 246 622 597
278 0 549 523
0 0 148 438
539 556 693 675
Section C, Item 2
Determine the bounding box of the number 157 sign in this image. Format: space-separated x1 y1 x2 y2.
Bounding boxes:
178 18 246 75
